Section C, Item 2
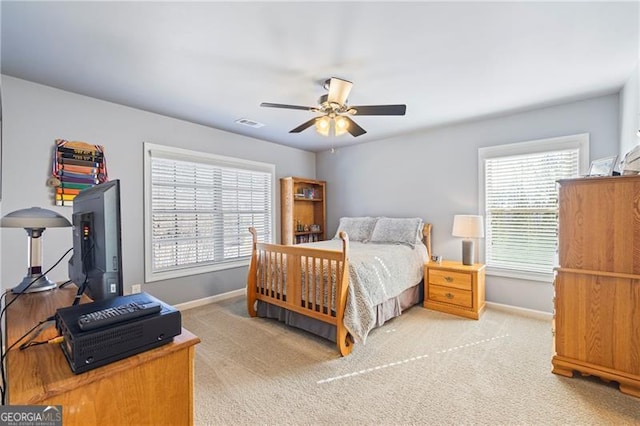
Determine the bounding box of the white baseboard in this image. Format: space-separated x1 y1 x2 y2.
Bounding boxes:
174 288 246 311
485 301 553 321
173 290 553 321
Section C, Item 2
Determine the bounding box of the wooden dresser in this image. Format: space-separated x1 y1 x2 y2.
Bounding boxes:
553 175 640 398
424 260 486 319
5 286 201 424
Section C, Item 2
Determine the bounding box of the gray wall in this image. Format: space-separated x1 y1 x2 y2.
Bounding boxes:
317 94 620 313
0 76 316 304
0 74 624 312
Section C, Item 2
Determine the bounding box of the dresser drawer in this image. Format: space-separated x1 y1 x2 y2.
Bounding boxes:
428 269 472 290
428 285 472 308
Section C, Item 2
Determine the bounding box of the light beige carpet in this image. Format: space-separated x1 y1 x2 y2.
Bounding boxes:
182 297 640 425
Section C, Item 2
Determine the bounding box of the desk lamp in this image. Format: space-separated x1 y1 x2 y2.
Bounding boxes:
452 215 484 266
1 207 71 293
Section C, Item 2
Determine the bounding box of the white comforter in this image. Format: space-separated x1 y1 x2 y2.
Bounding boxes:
299 239 428 343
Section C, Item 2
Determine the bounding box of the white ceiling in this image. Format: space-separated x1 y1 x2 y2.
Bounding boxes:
1 1 638 152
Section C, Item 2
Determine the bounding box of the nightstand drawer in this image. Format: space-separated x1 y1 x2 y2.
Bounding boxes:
428 285 472 308
428 269 472 290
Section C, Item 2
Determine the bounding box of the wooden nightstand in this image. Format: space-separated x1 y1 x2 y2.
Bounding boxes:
423 260 486 319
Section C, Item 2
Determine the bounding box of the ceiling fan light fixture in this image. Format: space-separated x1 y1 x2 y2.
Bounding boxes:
315 115 350 137
335 116 349 136
261 77 406 138
315 116 331 136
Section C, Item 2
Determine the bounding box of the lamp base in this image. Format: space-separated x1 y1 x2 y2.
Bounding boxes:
462 239 475 266
11 273 58 294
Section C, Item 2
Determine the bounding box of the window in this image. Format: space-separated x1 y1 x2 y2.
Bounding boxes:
144 143 275 282
478 134 589 281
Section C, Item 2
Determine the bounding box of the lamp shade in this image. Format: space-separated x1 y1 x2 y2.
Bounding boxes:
1 207 71 293
452 215 484 239
1 207 71 229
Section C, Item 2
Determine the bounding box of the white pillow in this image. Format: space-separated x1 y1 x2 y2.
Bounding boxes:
369 217 423 248
334 217 378 242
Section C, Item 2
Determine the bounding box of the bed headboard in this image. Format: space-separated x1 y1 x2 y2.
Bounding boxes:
422 223 432 259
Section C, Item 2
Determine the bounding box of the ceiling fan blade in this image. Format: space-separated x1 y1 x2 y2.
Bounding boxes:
261 102 316 112
343 116 367 137
327 77 353 105
289 117 318 133
349 104 407 116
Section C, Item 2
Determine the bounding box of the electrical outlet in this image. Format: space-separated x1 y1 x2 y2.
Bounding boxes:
131 284 142 294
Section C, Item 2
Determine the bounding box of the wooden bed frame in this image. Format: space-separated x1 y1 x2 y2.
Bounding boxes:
246 223 432 356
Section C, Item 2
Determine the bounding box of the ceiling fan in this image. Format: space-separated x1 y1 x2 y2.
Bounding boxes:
260 77 406 137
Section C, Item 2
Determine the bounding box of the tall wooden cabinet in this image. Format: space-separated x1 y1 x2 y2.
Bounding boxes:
553 176 640 398
280 177 326 245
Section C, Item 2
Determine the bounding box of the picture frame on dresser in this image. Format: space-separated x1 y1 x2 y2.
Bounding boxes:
588 155 617 176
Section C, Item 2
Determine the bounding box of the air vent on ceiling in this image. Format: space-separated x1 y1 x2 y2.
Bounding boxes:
235 118 264 128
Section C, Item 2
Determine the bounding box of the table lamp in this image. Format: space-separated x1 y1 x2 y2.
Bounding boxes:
1 207 72 293
452 215 484 266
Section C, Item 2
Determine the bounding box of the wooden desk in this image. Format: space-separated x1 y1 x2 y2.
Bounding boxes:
5 286 200 425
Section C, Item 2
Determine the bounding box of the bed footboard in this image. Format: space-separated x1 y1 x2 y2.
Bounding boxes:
247 227 354 356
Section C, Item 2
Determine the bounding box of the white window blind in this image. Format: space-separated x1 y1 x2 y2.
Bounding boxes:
484 149 579 275
144 143 274 282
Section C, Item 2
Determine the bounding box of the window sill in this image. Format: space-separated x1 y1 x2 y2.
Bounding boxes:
485 266 554 284
145 259 250 283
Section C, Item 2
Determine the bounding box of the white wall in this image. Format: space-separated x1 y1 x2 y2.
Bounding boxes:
619 64 639 162
0 76 316 305
317 94 620 313
0 116 2 291
618 4 640 165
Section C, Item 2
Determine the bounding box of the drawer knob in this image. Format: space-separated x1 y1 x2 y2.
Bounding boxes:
445 292 454 299
444 276 453 282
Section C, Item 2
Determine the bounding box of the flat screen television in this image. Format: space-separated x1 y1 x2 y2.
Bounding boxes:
68 179 123 301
